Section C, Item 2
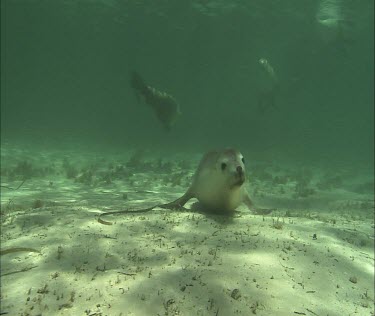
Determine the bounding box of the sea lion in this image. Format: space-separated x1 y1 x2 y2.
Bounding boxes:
98 148 259 225
315 0 356 52
130 71 181 131
257 58 279 113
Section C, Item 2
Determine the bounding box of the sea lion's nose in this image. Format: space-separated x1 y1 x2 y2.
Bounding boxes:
236 166 243 174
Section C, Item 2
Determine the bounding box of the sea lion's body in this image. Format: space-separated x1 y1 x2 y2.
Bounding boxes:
131 71 181 131
176 149 252 212
98 149 254 225
257 58 279 113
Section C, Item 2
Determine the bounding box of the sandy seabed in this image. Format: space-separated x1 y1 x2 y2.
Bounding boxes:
1 145 374 316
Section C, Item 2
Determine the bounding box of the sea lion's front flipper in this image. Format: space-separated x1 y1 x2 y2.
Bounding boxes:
252 208 276 215
242 192 254 210
243 192 276 215
159 191 192 211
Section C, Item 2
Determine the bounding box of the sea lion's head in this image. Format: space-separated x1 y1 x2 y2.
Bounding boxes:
216 148 246 189
258 58 273 75
258 58 268 66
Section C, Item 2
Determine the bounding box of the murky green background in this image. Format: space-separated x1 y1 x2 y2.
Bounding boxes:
1 0 374 170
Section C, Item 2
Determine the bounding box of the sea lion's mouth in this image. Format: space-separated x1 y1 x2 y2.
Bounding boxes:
237 178 245 185
232 174 245 187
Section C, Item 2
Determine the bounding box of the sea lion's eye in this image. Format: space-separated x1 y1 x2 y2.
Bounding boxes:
221 163 227 170
242 158 245 164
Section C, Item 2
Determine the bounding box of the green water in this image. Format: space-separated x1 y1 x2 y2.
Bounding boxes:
1 0 373 167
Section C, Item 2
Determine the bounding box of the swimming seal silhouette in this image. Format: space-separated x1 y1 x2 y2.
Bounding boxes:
257 58 279 113
130 71 181 131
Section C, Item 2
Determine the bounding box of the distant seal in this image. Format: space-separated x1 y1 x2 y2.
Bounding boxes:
130 71 181 131
98 148 257 225
257 58 279 113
